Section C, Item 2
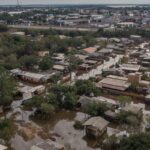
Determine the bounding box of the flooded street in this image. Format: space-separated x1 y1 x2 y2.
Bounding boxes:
77 55 123 80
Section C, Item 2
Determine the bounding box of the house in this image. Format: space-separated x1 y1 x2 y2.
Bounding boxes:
128 72 150 87
53 65 65 72
83 47 97 54
37 51 49 57
121 102 145 116
97 75 131 91
102 68 124 77
74 112 90 129
98 48 113 56
0 144 7 150
130 35 141 40
52 53 65 62
17 85 45 100
87 52 102 61
11 31 25 36
10 69 51 83
79 64 91 71
110 38 121 43
75 54 88 61
78 96 119 109
30 140 64 150
117 22 137 28
83 117 109 138
120 64 140 73
84 60 98 66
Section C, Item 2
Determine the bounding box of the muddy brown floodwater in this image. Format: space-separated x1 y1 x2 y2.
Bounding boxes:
8 100 101 150
7 98 150 150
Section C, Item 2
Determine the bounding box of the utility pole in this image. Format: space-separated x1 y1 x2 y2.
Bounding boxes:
16 0 21 9
17 0 20 6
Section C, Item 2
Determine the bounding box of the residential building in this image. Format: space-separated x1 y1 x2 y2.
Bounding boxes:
97 75 131 91
83 117 109 138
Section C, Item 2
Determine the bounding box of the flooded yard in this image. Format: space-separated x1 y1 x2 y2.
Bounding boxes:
6 97 150 150
7 101 101 150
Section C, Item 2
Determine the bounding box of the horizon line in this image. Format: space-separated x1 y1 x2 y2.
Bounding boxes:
0 3 150 6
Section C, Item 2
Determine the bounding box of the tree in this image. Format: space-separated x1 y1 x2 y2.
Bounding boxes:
103 135 118 150
118 133 150 150
4 54 19 69
75 80 100 96
117 96 132 108
39 55 52 71
64 92 78 110
0 24 8 32
40 103 55 118
0 119 15 142
116 110 142 130
85 102 107 116
19 55 38 69
45 92 58 107
50 84 68 106
0 67 16 107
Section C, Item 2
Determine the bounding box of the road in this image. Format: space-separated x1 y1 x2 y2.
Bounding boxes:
77 55 123 80
9 25 98 32
70 55 123 84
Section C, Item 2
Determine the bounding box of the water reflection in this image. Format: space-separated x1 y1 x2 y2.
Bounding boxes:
9 106 101 150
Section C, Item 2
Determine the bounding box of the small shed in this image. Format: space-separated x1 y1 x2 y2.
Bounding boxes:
83 117 109 138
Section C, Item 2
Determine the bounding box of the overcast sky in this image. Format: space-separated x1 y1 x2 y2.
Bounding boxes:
0 0 150 5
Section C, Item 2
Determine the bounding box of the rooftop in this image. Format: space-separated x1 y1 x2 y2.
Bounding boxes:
83 47 97 53
83 117 109 130
97 75 130 91
11 69 46 80
121 64 140 71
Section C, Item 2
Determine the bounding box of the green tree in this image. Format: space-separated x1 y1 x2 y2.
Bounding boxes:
0 67 16 107
64 92 78 109
19 55 38 69
40 103 55 118
118 133 150 150
0 119 15 142
85 102 107 116
45 92 58 106
103 135 118 150
39 55 52 71
75 80 100 96
4 54 18 69
0 24 8 32
117 96 132 107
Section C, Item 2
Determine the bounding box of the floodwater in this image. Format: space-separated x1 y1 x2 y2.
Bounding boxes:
5 98 150 150
7 100 101 150
76 55 123 80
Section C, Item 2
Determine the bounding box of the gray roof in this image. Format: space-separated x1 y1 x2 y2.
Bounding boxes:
83 117 109 130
